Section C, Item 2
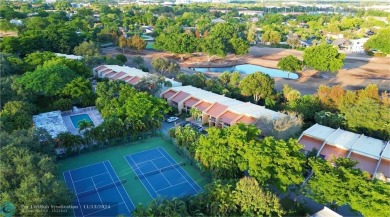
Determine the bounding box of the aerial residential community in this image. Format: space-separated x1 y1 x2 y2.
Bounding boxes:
0 0 389 216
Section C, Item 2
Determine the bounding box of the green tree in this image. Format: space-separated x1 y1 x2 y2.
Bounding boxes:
303 44 345 72
17 65 78 97
132 56 144 66
78 119 94 134
115 54 127 64
118 35 127 53
56 132 83 153
131 35 147 52
277 55 303 78
0 101 35 132
171 126 199 154
0 146 73 217
73 41 101 57
305 157 390 216
364 27 390 54
247 25 258 44
287 95 322 121
151 57 180 76
239 72 275 103
229 37 249 55
261 30 281 45
244 137 305 191
234 177 284 217
314 111 346 128
201 36 227 62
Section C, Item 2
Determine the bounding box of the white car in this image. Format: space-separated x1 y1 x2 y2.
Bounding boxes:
166 117 179 123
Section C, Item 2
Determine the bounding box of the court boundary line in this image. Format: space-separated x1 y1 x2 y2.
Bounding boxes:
135 156 165 166
63 172 78 217
150 160 173 186
157 147 203 194
66 171 85 217
156 181 188 193
73 172 109 183
67 161 106 177
124 155 155 198
103 161 133 214
128 147 161 156
91 178 103 205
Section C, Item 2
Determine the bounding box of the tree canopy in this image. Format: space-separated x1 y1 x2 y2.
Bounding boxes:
239 72 275 103
303 44 345 72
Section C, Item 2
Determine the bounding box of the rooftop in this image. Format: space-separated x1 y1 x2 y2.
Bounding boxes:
33 111 68 138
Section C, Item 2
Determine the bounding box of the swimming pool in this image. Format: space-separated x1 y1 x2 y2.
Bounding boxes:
191 64 299 79
70 114 94 129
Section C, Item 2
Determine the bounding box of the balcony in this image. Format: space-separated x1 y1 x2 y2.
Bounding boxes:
209 117 216 123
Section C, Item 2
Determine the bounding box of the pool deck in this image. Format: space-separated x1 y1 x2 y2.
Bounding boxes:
62 107 103 135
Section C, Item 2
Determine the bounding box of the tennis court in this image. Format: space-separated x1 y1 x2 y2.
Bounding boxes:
125 147 203 198
63 161 135 217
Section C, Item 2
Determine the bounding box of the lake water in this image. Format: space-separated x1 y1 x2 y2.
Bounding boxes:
191 64 299 79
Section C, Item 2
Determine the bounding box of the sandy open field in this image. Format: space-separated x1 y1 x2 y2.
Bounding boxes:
103 46 390 95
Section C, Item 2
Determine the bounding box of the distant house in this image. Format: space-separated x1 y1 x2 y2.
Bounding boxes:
311 207 342 217
10 19 23 26
55 53 83 60
141 25 154 34
161 1 173 6
326 33 344 39
211 18 225 24
238 10 264 17
298 124 390 182
332 38 352 51
176 0 190 4
93 65 182 95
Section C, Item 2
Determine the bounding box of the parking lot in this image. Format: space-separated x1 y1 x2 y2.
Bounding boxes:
161 117 206 136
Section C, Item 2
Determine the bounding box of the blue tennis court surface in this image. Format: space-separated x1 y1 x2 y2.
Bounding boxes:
63 161 135 217
124 147 203 199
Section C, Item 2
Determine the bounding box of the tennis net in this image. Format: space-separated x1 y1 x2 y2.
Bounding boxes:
77 179 126 198
135 162 185 180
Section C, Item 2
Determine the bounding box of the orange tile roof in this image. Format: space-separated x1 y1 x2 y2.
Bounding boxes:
184 97 199 108
219 111 240 125
111 71 126 80
195 101 212 112
128 76 141 85
104 71 116 77
205 103 228 117
163 90 177 99
172 91 190 103
236 115 256 125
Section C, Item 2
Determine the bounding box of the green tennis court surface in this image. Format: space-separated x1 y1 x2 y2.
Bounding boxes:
58 137 209 216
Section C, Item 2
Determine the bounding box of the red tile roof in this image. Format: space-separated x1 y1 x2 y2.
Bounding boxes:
104 71 116 78
111 71 127 80
219 111 240 125
172 91 190 103
205 103 228 117
163 90 177 99
95 65 107 71
184 97 199 108
101 68 113 74
195 101 212 112
128 76 141 85
120 76 132 82
236 115 256 125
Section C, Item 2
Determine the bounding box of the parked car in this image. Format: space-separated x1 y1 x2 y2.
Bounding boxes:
166 116 179 123
179 121 191 127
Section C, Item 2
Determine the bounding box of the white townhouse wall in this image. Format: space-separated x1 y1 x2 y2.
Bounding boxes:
298 124 390 182
160 85 285 128
93 65 182 94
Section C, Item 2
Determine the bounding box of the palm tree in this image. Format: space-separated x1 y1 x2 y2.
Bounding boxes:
78 119 94 134
189 108 202 123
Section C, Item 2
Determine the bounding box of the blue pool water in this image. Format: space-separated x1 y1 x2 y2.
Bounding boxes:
191 64 299 79
70 114 93 129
